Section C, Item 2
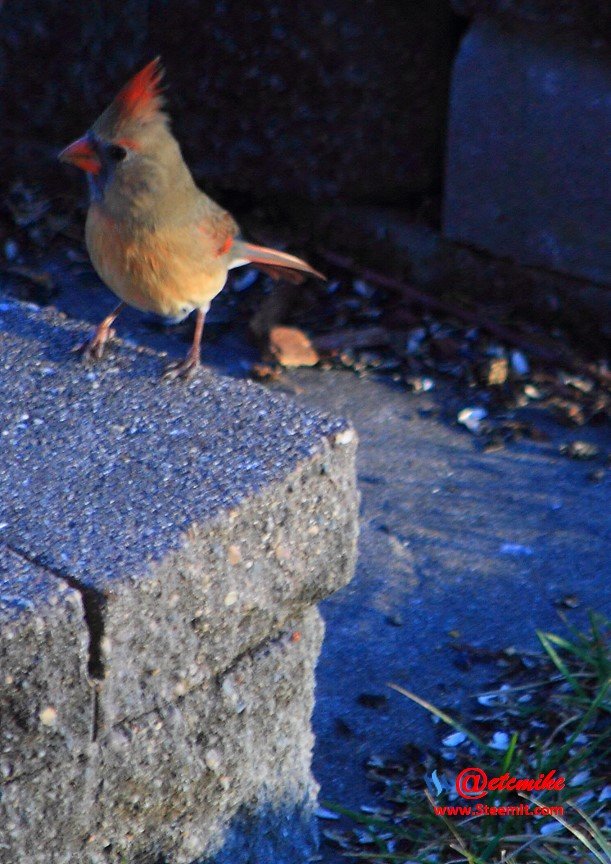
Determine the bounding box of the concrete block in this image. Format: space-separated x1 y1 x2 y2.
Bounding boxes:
0 546 92 863
1 610 322 864
0 546 90 780
0 298 358 862
0 760 97 864
93 610 323 864
443 18 611 285
0 300 357 722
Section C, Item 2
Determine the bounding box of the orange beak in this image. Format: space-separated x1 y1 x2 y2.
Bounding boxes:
58 136 101 174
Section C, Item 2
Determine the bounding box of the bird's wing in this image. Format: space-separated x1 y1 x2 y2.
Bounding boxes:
194 195 240 260
193 193 324 283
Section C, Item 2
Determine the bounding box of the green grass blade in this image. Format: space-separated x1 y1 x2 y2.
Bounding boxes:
501 731 519 773
555 679 610 764
388 683 492 753
536 630 587 698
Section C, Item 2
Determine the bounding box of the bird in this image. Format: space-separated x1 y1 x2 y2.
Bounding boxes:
59 58 323 379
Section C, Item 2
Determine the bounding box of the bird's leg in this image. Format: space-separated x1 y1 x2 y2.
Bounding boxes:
163 305 208 381
73 302 126 361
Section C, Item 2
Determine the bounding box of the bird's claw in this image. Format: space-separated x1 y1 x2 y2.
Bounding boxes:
71 328 115 363
162 354 201 381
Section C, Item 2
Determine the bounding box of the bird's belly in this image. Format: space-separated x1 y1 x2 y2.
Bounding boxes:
86 208 227 317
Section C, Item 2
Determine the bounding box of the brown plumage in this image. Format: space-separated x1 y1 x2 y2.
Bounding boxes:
59 58 324 378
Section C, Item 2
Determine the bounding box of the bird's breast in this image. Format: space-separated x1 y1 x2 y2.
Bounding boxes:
85 205 227 317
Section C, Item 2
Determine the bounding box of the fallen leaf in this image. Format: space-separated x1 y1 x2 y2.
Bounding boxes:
268 326 319 368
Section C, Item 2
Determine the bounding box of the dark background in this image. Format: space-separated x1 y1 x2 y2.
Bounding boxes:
1 0 464 214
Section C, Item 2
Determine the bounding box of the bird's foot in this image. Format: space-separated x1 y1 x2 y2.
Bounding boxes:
162 352 201 381
71 327 115 362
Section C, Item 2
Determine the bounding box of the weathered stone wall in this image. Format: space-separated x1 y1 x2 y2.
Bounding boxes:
443 16 611 285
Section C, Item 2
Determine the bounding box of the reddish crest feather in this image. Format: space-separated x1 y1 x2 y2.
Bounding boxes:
116 58 165 124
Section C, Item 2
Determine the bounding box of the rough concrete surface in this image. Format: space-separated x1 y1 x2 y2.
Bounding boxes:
0 300 358 723
443 18 611 285
0 297 359 863
0 546 90 822
3 609 323 864
93 609 324 864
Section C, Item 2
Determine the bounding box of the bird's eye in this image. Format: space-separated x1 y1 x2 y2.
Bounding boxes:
107 144 128 162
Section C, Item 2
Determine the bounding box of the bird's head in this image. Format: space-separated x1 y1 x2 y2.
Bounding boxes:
59 58 191 221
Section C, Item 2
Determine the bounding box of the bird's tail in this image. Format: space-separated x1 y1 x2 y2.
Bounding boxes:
229 241 325 284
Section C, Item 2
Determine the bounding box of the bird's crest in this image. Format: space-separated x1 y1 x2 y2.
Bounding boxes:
115 58 165 123
93 58 167 138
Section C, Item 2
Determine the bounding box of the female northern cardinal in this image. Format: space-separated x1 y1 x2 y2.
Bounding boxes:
59 58 323 378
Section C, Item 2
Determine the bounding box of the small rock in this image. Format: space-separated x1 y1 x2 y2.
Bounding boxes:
274 544 291 561
315 806 340 820
442 731 466 747
489 731 510 750
406 376 434 393
39 706 57 727
227 545 242 565
553 400 587 426
204 748 222 772
563 374 594 393
223 590 238 607
483 357 508 386
511 350 529 375
524 384 543 400
457 407 487 433
333 428 355 446
483 434 505 453
560 441 599 460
